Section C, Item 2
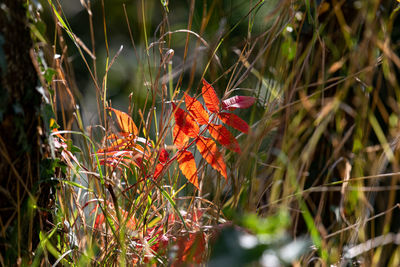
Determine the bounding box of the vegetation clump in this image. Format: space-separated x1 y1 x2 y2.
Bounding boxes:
1 0 400 266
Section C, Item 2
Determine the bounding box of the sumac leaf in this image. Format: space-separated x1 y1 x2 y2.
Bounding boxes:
218 112 249 134
159 148 169 163
153 163 164 179
107 107 138 135
222 95 256 110
208 124 241 153
173 124 189 149
201 79 220 113
195 136 227 179
94 213 105 230
177 151 199 189
172 103 199 138
184 93 209 125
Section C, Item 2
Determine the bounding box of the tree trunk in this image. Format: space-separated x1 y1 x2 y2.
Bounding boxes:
0 0 50 265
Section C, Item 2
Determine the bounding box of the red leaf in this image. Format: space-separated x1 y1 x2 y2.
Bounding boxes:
218 112 249 134
177 151 199 189
195 136 227 179
90 205 105 230
159 148 169 163
201 79 220 113
184 93 209 125
107 107 138 135
208 124 241 153
153 163 164 179
173 124 189 149
172 103 199 138
222 96 256 110
153 149 169 179
94 213 105 230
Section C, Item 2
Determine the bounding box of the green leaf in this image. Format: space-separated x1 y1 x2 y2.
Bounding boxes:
60 179 93 192
241 210 290 235
66 139 82 153
44 68 57 83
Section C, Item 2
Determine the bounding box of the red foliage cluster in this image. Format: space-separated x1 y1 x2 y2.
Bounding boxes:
97 79 255 190
89 202 206 265
172 79 255 188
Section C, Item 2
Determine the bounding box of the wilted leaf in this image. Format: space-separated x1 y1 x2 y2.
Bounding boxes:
98 137 129 153
177 151 198 189
172 103 200 138
98 136 149 157
107 107 138 135
184 93 209 125
218 112 249 134
222 96 256 110
208 124 241 153
202 79 220 113
196 136 227 179
98 150 142 170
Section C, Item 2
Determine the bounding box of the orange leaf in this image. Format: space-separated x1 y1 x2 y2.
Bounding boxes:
173 124 189 149
107 107 138 135
89 205 105 230
119 208 136 230
172 103 199 138
208 124 241 153
184 93 209 125
177 151 199 189
218 112 249 134
195 136 227 179
98 137 128 153
201 79 220 113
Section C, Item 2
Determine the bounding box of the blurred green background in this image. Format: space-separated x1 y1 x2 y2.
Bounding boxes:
39 0 283 130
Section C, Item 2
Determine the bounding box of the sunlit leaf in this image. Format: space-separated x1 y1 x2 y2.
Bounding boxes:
172 103 199 138
196 136 227 179
218 112 249 134
184 92 209 125
208 124 241 153
107 107 138 135
202 79 220 113
177 151 199 189
173 124 189 149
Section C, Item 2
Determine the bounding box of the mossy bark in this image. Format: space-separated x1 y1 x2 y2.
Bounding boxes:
0 0 50 264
